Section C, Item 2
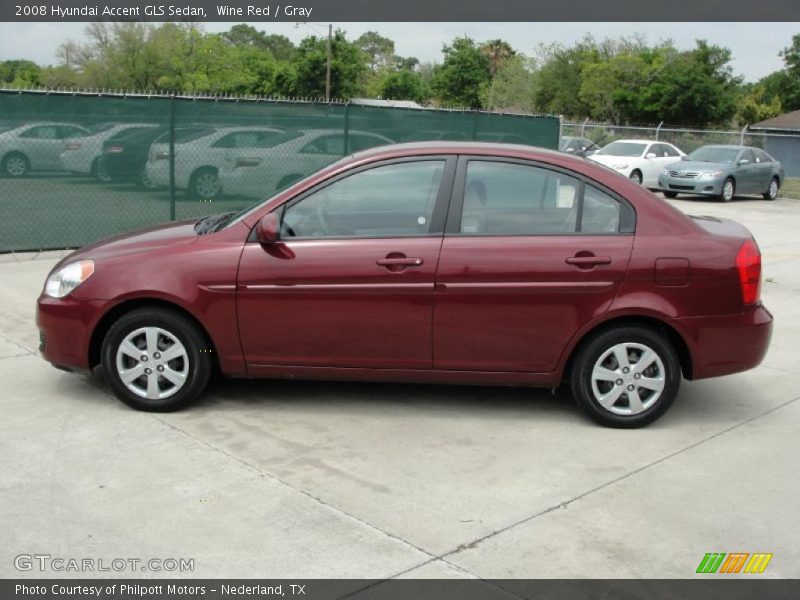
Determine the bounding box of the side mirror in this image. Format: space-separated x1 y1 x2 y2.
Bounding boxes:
680 155 689 161
255 213 279 244
645 152 657 159
738 159 750 165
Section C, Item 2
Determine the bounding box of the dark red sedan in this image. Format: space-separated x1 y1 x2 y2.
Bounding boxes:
37 142 772 427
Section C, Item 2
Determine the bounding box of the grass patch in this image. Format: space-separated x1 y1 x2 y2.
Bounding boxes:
782 178 800 200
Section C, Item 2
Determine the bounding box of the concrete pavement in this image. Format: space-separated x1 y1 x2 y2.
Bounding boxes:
1 195 798 580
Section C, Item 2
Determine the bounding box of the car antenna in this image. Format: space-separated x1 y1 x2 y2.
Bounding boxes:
580 134 607 157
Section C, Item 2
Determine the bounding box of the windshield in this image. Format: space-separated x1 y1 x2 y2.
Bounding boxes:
595 142 647 157
688 147 740 163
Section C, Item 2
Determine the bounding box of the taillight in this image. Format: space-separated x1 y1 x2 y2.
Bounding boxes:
736 239 761 305
105 145 125 154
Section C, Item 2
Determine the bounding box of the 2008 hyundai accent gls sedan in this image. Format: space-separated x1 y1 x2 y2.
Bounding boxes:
36 142 773 427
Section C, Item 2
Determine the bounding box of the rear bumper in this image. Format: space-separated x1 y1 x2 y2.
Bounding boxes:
36 294 106 371
675 304 773 380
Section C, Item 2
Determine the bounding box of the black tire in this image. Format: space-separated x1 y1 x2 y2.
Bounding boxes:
189 167 221 200
629 170 643 185
100 307 212 412
2 152 30 178
663 191 678 199
569 325 681 428
763 176 779 201
720 177 735 202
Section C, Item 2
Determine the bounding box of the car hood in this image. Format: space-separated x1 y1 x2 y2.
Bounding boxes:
666 161 732 172
57 219 199 266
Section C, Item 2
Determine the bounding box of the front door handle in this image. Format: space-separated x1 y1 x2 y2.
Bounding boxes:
377 257 424 267
566 255 611 267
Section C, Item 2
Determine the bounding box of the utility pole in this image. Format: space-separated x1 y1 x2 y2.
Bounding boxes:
325 24 332 102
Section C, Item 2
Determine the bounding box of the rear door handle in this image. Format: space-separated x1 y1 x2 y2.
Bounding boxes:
566 256 611 267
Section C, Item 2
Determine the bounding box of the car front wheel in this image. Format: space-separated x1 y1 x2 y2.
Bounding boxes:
720 178 735 202
101 307 212 411
629 170 642 185
570 326 681 428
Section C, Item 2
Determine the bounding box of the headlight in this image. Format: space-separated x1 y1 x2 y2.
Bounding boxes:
661 168 669 175
44 260 94 298
699 171 724 180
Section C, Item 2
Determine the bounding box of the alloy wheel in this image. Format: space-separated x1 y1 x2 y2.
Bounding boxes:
722 180 734 201
590 342 665 416
195 172 221 198
5 156 27 177
115 327 189 400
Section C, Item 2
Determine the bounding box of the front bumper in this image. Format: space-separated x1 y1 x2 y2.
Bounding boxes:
657 174 724 196
676 303 773 380
36 294 107 371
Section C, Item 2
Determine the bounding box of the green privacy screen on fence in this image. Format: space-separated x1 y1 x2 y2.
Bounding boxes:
0 90 560 252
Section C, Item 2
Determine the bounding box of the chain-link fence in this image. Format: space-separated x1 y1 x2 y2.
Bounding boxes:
563 121 800 182
0 90 560 252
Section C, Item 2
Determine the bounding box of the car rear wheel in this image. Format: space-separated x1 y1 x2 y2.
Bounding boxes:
763 177 779 201
570 326 681 428
189 167 221 200
2 152 29 177
629 170 642 185
663 191 678 199
101 308 212 411
720 178 735 202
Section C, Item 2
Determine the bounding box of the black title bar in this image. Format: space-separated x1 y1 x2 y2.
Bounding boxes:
2 0 800 22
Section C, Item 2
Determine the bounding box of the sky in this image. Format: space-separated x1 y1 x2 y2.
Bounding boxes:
0 22 797 83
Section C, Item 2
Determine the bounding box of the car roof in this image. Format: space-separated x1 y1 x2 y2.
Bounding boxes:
696 144 747 150
350 140 564 161
606 139 659 144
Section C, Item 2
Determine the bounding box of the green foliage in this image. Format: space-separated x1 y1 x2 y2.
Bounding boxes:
380 69 428 103
5 25 799 129
292 30 365 98
483 55 535 112
736 84 783 126
0 59 42 87
431 37 491 108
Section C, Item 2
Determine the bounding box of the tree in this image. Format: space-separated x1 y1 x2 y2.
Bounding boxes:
532 38 601 118
483 55 535 112
480 39 515 77
640 40 741 126
735 84 783 126
292 30 365 99
756 34 800 112
431 37 491 108
0 60 41 87
380 69 427 103
356 31 395 72
222 25 295 62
